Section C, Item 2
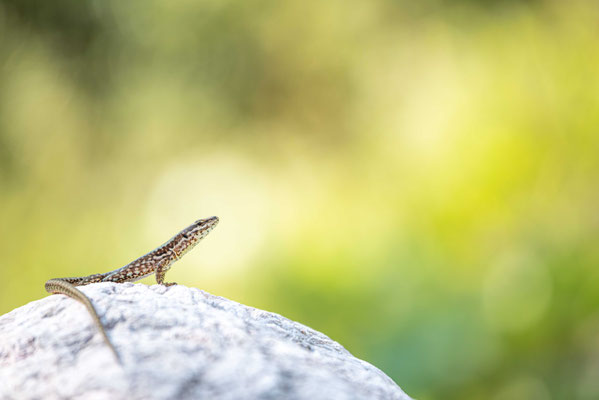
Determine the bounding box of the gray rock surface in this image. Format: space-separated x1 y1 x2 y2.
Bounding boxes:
0 283 412 400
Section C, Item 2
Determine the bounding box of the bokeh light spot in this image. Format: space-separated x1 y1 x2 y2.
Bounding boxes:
145 154 273 280
483 252 552 333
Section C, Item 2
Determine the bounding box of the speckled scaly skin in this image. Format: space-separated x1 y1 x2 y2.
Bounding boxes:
45 216 219 363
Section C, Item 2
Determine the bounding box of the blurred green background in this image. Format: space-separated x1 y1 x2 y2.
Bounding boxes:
1 0 598 398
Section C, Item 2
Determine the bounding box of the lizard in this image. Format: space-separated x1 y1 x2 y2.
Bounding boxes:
45 216 219 363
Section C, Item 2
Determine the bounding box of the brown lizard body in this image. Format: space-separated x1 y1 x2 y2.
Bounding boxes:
45 216 219 363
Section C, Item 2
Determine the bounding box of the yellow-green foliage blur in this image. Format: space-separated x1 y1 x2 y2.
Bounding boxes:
1 0 598 398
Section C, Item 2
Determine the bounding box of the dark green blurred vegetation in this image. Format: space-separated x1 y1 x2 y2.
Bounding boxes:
1 0 598 398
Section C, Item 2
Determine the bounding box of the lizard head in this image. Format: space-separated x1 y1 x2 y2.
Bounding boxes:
172 216 219 258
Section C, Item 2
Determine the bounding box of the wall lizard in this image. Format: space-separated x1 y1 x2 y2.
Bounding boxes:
45 216 219 363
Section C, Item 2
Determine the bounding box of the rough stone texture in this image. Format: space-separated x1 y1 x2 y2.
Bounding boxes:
0 283 412 400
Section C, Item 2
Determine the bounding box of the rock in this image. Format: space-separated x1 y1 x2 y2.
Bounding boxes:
0 283 412 400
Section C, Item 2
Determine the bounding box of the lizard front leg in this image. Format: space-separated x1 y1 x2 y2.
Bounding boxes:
155 261 177 287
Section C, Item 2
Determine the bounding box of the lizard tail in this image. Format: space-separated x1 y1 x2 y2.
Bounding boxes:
45 279 121 364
